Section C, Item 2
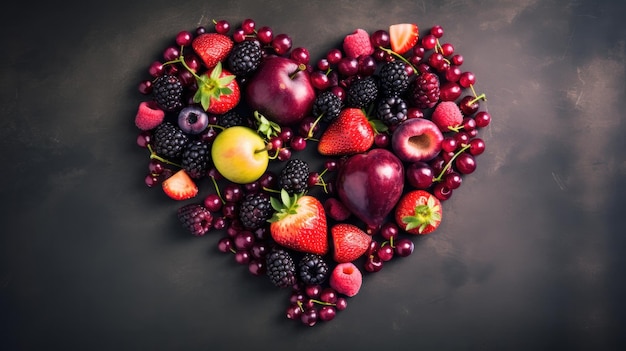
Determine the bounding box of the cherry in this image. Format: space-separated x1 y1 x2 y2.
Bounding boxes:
459 95 480 115
474 111 491 128
148 61 164 77
326 48 343 64
469 138 486 156
394 238 414 257
451 54 464 66
455 153 477 174
290 47 310 65
175 30 193 46
430 25 444 38
459 71 476 88
371 29 390 47
440 82 462 101
241 18 256 34
406 161 435 189
337 57 359 76
272 34 292 55
214 19 230 34
421 34 438 50
432 182 453 201
256 26 273 44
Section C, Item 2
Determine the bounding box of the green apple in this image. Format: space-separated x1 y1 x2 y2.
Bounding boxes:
211 126 269 184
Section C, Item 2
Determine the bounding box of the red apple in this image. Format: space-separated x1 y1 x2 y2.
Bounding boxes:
335 148 404 230
245 56 315 125
391 118 443 162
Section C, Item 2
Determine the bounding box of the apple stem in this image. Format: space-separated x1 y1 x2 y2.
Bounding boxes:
289 63 307 79
433 143 471 182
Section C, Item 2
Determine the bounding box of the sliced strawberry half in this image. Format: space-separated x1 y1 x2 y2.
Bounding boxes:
162 169 198 200
389 23 419 55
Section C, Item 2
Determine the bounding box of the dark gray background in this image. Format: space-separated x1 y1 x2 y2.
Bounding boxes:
1 0 625 350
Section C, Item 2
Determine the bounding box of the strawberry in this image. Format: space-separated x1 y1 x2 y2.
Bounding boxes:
192 32 233 69
331 223 372 263
193 62 240 114
268 189 328 255
329 262 363 297
389 23 419 55
343 28 374 59
394 190 442 235
317 108 375 156
134 101 165 131
162 169 198 201
431 101 463 132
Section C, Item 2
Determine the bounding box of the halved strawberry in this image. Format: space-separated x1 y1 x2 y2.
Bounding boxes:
331 223 372 263
394 190 442 234
193 62 240 114
389 23 419 55
162 169 198 201
269 189 328 255
192 32 233 69
317 108 376 156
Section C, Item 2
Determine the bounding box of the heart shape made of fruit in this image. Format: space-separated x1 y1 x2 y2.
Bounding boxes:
134 19 491 327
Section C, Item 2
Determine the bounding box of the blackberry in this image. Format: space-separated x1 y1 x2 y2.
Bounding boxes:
278 158 310 195
378 61 409 98
239 192 273 230
153 122 189 159
181 140 211 179
227 40 262 76
266 248 297 288
217 110 244 128
345 76 379 109
298 254 329 285
312 90 343 123
377 96 408 126
408 72 440 109
177 204 213 236
152 74 184 112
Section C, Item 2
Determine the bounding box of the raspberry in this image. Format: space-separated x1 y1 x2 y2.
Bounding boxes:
153 122 189 159
181 140 211 179
312 90 343 123
177 204 213 236
134 101 165 131
345 76 379 109
329 262 363 297
431 101 463 132
408 72 440 109
298 254 329 285
342 28 374 59
227 40 262 76
278 159 310 195
378 61 409 98
324 198 351 221
376 96 408 126
152 74 184 112
239 192 273 230
266 248 297 288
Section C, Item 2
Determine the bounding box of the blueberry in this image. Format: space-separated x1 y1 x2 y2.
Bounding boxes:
178 106 209 134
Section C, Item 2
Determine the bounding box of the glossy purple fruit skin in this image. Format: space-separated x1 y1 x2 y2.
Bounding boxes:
335 148 404 229
245 56 315 126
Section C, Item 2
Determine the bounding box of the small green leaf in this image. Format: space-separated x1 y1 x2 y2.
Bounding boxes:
280 189 291 209
210 62 223 80
201 94 211 111
270 196 283 212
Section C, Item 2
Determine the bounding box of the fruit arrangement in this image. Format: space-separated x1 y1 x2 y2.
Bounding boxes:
134 19 491 327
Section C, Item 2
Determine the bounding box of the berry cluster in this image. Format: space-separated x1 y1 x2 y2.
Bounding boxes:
133 18 491 327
